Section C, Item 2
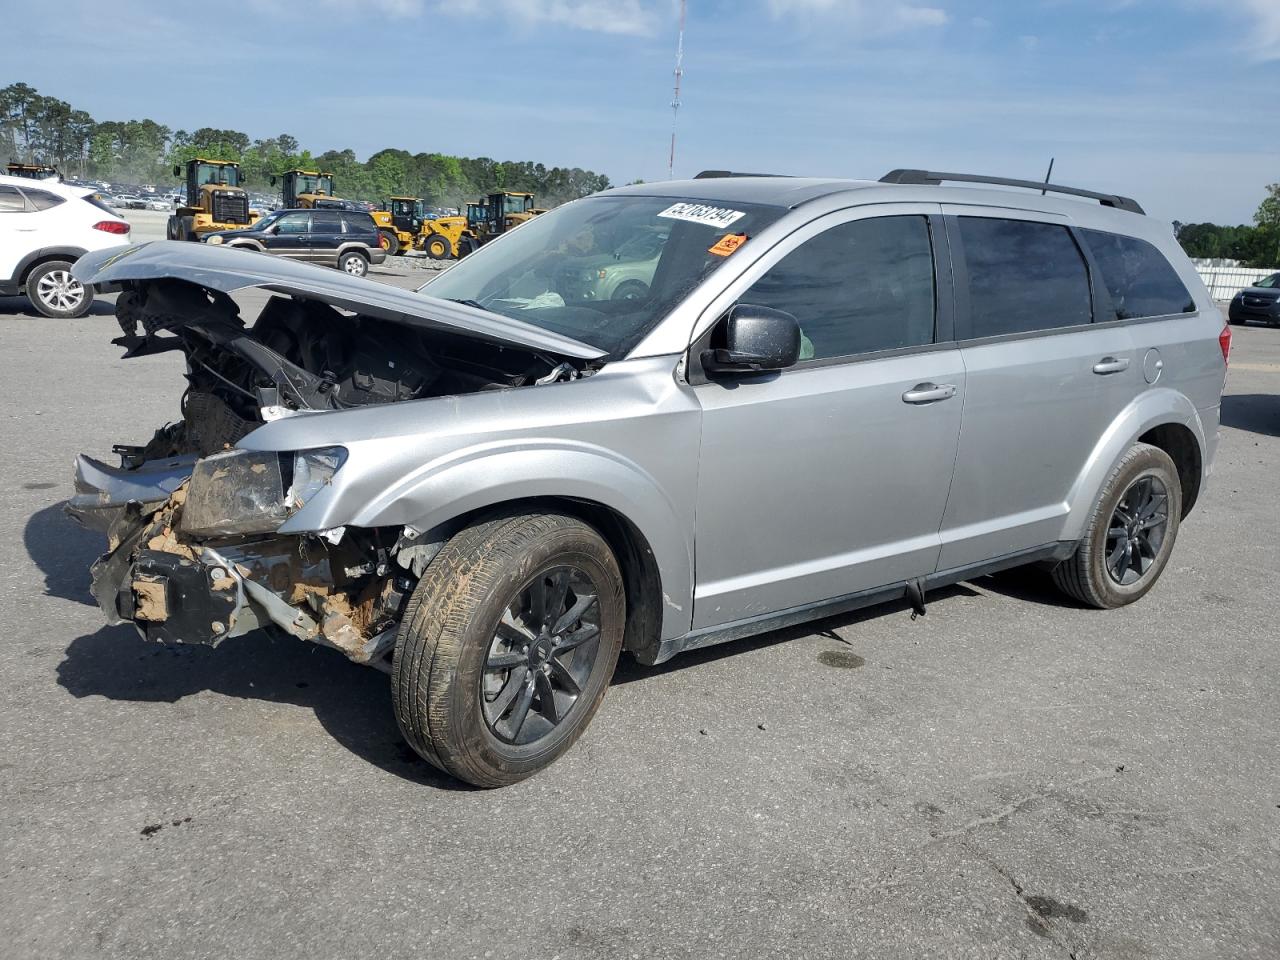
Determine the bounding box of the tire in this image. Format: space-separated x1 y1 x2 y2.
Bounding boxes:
424 232 452 260
1228 315 1245 326
165 215 177 240
179 216 196 242
380 230 400 256
392 511 626 788
1051 442 1182 608
338 251 369 277
26 260 92 319
611 280 649 302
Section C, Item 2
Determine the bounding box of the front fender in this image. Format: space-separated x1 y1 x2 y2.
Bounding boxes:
287 438 696 641
1063 388 1206 541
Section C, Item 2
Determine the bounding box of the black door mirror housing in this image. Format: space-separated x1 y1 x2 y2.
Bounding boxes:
701 303 802 375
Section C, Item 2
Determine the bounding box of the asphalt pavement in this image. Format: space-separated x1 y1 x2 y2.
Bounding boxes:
1 265 1277 959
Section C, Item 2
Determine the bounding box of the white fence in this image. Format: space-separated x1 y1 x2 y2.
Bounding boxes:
1193 264 1277 301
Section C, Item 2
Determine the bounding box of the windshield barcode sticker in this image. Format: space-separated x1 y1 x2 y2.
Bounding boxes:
657 202 746 229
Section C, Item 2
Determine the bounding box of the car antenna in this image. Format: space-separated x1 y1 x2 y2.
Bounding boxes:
1041 157 1055 195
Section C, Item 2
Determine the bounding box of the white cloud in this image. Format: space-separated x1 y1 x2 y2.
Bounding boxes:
447 0 658 35
765 0 948 31
1234 0 1280 59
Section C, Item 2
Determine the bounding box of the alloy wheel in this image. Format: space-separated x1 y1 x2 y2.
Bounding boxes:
35 269 85 312
480 566 602 746
1104 474 1169 585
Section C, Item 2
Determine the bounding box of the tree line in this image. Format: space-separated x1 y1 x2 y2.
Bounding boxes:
0 82 611 208
1175 190 1280 268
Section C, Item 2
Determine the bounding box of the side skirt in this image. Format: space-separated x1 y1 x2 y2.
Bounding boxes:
647 541 1075 665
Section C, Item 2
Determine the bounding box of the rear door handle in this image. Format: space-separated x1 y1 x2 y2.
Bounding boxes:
901 382 957 404
1092 357 1130 375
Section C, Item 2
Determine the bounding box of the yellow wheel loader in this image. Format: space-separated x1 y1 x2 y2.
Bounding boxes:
166 159 259 242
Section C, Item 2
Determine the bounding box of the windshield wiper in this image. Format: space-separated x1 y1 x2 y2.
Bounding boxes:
447 298 488 311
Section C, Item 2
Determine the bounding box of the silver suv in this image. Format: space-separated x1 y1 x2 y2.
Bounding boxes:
70 169 1229 787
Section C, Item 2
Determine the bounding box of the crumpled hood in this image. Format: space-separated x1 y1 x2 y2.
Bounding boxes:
72 240 606 361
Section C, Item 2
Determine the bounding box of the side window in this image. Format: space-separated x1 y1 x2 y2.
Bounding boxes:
310 210 342 233
22 188 65 211
957 217 1092 337
341 213 372 235
275 213 310 234
741 215 936 361
0 185 27 212
1080 228 1195 320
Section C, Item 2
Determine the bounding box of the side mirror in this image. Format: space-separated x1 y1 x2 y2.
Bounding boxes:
172 164 181 177
701 303 801 375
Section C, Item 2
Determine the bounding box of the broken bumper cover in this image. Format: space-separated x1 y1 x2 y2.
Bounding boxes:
66 453 197 533
100 538 395 664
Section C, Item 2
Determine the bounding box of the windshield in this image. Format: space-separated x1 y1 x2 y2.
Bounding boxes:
252 211 283 231
1256 273 1280 289
196 163 238 187
294 173 333 196
502 194 533 216
420 194 785 358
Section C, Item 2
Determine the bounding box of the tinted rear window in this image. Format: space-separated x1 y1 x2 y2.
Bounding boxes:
310 210 343 232
957 217 1092 338
1080 229 1195 320
83 195 118 216
22 188 65 210
342 212 375 235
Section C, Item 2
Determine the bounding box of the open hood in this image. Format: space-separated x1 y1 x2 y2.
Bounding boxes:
73 240 606 361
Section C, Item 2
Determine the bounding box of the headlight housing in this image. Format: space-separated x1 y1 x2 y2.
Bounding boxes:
206 235 224 245
181 447 347 537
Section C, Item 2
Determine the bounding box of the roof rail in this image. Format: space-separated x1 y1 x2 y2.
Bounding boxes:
879 169 1145 215
694 170 789 179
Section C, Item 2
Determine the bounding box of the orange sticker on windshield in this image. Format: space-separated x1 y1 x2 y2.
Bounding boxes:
708 233 747 257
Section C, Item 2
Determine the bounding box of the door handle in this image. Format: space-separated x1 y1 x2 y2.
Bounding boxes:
901 382 957 404
1092 357 1130 375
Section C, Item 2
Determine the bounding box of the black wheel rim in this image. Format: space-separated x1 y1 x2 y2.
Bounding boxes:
480 565 602 746
1105 474 1169 586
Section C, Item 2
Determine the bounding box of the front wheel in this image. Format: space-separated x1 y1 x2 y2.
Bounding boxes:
424 232 452 260
338 251 369 277
379 230 400 256
392 512 625 787
1051 442 1181 608
27 260 92 318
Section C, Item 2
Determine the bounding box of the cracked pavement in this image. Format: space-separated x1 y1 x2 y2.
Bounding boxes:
1 284 1278 959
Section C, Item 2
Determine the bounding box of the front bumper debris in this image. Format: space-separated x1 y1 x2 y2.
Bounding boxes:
72 462 407 669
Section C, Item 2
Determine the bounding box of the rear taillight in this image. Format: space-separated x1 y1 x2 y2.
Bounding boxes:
93 220 129 234
1219 324 1232 364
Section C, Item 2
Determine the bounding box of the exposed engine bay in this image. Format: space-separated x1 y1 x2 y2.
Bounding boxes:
67 270 598 670
114 279 581 460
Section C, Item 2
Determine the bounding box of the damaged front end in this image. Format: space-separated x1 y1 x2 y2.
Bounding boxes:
67 242 605 669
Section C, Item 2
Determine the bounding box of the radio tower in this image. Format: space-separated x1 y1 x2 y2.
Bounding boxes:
668 0 686 180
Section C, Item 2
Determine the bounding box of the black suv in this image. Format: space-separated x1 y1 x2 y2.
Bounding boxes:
202 208 387 276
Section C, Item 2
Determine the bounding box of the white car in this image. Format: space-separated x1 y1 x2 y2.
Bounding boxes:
0 174 131 318
143 195 172 211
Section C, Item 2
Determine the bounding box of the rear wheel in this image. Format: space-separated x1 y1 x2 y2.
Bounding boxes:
424 233 452 260
165 215 177 240
392 511 625 787
27 260 91 318
338 251 369 277
380 230 400 256
1051 442 1181 608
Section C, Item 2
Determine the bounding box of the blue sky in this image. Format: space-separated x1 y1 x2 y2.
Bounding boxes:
6 0 1278 223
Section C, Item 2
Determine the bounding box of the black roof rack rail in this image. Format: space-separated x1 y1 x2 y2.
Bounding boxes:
879 169 1145 215
694 170 789 179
